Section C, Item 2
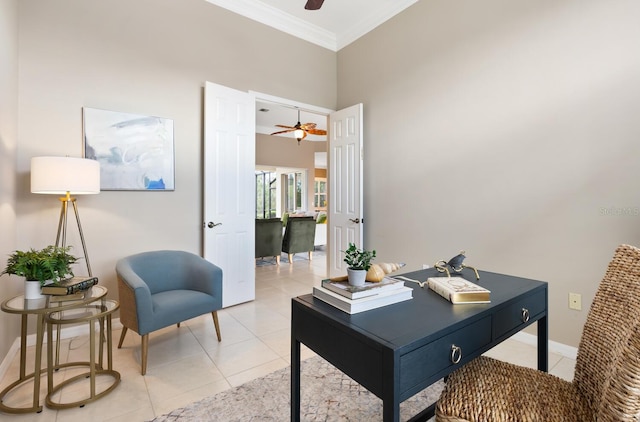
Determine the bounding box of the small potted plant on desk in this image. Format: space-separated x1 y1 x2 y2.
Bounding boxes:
343 242 376 287
1 245 78 299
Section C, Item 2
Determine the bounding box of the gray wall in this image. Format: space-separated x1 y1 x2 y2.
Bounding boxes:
338 0 640 346
3 0 336 356
0 0 20 367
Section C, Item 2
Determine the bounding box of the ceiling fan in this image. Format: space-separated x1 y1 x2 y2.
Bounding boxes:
270 109 327 144
304 0 325 11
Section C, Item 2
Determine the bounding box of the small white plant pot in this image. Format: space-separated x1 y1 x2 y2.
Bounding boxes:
24 280 44 300
347 268 367 287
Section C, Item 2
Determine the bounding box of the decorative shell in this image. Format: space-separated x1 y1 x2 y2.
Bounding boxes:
366 263 406 282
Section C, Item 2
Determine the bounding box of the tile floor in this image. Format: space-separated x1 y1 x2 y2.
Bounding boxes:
0 253 575 421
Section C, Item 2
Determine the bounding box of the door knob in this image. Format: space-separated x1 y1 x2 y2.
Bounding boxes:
206 221 222 228
349 218 361 224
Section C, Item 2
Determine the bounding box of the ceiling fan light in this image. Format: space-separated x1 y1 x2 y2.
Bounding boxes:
294 128 305 140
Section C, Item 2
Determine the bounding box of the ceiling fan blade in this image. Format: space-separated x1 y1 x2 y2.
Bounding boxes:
304 0 324 11
274 124 296 129
270 129 295 135
300 123 317 130
306 129 327 136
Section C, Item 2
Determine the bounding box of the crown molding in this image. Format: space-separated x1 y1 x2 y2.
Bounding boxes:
205 0 337 51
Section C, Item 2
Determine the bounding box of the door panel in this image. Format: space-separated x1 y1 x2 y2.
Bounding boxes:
204 82 255 307
328 104 363 278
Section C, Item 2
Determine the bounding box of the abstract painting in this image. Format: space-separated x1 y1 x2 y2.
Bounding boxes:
83 107 175 191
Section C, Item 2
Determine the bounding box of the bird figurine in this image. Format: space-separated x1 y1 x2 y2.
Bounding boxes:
447 251 467 271
435 250 480 280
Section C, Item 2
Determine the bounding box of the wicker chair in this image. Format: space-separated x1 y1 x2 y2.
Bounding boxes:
436 244 640 422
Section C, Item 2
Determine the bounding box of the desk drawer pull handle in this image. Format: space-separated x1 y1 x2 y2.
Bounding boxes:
450 345 462 364
521 308 530 323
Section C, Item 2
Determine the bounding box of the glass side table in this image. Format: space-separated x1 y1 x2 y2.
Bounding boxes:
45 299 120 409
0 285 107 414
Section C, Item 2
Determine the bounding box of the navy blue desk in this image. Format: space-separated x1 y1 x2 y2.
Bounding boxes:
291 269 548 422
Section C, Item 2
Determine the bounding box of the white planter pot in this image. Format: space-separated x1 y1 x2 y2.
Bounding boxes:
347 268 367 287
24 280 44 300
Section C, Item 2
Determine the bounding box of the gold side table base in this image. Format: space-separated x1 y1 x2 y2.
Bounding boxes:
45 299 120 410
0 369 46 414
45 362 120 410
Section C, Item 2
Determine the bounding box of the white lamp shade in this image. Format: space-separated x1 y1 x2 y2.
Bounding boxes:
31 156 100 195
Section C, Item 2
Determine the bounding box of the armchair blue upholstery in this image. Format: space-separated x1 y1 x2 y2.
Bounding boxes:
115 250 223 375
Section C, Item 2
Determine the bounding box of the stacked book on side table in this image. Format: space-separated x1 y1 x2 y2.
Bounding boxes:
42 276 98 300
313 277 412 314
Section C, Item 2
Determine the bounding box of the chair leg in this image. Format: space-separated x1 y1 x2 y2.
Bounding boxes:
288 253 293 263
141 334 148 375
211 311 222 341
276 255 280 265
309 251 313 261
118 326 128 349
177 322 181 328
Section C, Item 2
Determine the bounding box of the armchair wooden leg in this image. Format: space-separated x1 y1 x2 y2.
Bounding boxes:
118 326 128 348
211 311 222 341
177 322 181 328
276 255 280 265
288 253 293 263
141 334 148 375
309 251 313 261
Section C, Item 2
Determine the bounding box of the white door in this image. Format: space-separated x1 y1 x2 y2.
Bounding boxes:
204 82 255 307
328 104 363 278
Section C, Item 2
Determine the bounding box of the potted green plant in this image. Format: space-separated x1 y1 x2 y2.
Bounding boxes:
343 243 376 286
1 246 78 299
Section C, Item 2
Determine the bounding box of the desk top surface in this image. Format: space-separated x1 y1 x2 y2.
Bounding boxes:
295 268 547 350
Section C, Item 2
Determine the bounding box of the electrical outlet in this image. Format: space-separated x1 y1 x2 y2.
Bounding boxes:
569 292 582 310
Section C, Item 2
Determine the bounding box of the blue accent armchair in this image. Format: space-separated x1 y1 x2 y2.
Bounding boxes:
115 250 223 375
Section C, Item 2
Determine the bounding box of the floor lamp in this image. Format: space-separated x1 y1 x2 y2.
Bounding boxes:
30 156 101 277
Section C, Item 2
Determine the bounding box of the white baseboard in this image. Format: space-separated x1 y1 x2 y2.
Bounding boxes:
0 318 123 382
512 331 578 360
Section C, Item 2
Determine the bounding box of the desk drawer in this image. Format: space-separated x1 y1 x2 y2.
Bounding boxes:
493 289 546 339
399 316 492 393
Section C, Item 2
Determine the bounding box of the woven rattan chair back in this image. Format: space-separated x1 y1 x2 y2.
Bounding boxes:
573 244 640 420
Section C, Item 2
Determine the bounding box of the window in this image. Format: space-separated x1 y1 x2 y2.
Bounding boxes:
284 171 305 213
314 178 327 210
255 171 277 219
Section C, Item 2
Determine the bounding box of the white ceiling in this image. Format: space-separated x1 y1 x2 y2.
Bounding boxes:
205 0 418 51
256 100 328 142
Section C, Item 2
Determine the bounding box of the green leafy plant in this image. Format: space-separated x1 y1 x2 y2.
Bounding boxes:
1 246 78 285
342 243 376 271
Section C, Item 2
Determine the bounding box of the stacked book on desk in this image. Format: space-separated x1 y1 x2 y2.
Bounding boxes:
313 276 412 314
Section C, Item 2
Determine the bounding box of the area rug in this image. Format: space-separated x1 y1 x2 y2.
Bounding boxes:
151 356 443 421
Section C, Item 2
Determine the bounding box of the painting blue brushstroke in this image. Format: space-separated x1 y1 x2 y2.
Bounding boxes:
83 107 175 191
145 178 165 190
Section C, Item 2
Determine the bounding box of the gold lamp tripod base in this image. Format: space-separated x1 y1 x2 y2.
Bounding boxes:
55 192 92 277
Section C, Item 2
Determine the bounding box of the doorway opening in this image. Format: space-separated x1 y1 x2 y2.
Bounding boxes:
253 92 332 264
